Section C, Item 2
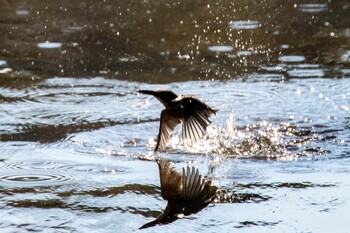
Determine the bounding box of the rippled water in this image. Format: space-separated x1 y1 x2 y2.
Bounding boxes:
0 0 349 232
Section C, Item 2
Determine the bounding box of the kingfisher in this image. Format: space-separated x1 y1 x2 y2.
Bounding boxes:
137 90 218 152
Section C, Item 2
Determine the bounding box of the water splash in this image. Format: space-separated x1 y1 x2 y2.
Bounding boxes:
201 115 291 159
154 114 294 160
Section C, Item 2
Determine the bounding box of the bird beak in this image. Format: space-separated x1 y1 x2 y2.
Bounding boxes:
137 90 157 96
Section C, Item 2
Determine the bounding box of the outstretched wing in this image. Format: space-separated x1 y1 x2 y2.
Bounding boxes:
157 160 182 200
155 110 181 152
181 97 218 145
181 166 218 214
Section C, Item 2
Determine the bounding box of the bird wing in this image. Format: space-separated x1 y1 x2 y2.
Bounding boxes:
181 97 218 145
182 166 217 202
157 160 182 201
155 110 181 152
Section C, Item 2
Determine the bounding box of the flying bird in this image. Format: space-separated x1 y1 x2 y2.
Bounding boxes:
137 90 218 152
140 160 218 229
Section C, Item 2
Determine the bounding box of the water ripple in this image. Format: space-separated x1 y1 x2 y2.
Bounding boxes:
0 173 71 187
3 160 132 174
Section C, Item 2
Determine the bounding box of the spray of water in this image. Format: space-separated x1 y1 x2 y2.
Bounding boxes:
147 114 298 160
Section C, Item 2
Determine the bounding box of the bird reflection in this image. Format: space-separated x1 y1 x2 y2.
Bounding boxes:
140 160 218 229
137 90 218 152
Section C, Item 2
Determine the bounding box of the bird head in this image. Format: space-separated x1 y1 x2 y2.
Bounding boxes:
137 90 178 108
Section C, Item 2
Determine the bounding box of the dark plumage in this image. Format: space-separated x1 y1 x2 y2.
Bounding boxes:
140 160 218 229
137 90 218 152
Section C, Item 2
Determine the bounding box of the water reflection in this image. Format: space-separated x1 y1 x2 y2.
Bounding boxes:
140 160 217 229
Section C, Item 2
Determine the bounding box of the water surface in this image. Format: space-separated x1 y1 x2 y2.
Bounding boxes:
0 0 349 232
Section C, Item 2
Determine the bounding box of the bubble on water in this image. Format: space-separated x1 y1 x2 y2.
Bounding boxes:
229 21 260 30
37 41 62 49
297 4 328 13
208 46 233 53
287 69 325 78
279 55 306 63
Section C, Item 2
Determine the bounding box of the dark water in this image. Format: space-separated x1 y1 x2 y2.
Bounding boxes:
0 0 349 232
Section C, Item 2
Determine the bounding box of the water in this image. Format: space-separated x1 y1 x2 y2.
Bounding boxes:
0 0 349 232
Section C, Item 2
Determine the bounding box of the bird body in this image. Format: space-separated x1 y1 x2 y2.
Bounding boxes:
138 90 218 152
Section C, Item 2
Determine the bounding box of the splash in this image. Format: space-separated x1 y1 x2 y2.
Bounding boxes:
147 114 296 160
197 115 293 160
144 112 329 161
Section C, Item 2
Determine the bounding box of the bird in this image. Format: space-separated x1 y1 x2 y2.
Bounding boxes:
140 160 218 229
137 90 218 152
